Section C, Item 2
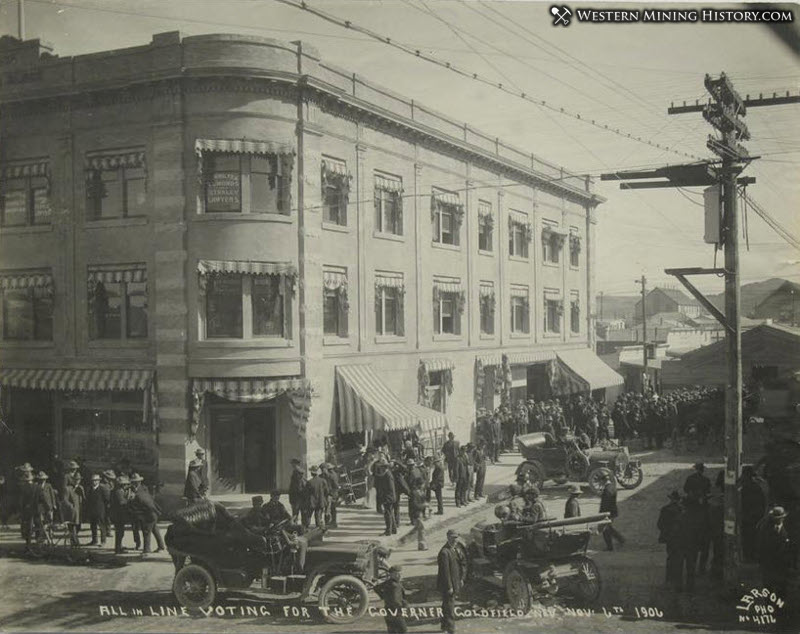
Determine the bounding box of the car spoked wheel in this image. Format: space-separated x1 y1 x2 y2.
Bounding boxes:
615 463 644 489
572 556 601 603
172 564 217 609
504 568 533 613
566 451 590 481
587 467 612 495
318 575 369 624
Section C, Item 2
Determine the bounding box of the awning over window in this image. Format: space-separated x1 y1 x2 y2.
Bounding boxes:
323 269 348 290
0 368 153 391
476 353 502 367
479 284 494 298
509 286 529 298
0 271 53 291
375 174 403 193
87 264 147 285
433 191 462 207
195 139 295 157
375 273 404 289
321 159 348 177
420 358 455 373
192 377 312 435
197 260 297 278
555 348 624 391
433 279 464 294
85 149 146 171
1 159 49 180
336 364 447 434
507 350 556 365
509 211 529 225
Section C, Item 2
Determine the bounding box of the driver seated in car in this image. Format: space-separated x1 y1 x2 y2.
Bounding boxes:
520 487 548 524
242 496 267 532
263 490 291 527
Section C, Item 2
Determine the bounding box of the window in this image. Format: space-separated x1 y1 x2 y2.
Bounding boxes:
323 267 349 338
544 296 563 334
87 265 148 340
1 160 51 226
478 201 493 252
85 149 146 220
570 295 581 333
431 191 463 246
542 224 565 264
375 274 405 337
198 261 294 341
510 287 530 334
0 274 53 341
479 283 495 335
374 173 403 235
509 212 530 259
322 158 350 226
426 370 446 413
569 229 581 267
433 279 464 335
197 141 293 215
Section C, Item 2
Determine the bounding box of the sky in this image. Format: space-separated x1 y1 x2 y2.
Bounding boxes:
1 0 798 296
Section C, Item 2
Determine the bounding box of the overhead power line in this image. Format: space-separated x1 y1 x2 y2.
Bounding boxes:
741 192 800 251
273 0 704 162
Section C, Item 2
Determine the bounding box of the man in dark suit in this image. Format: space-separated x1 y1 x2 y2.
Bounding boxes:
127 473 164 556
564 484 582 519
431 456 445 515
473 443 487 499
683 463 711 573
392 461 410 527
305 465 329 528
110 475 130 554
657 490 684 588
437 529 462 634
86 473 110 546
320 463 340 528
288 458 306 522
600 475 625 551
184 448 209 503
441 432 459 484
454 447 469 507
375 565 409 633
374 458 397 536
18 466 37 552
263 490 291 527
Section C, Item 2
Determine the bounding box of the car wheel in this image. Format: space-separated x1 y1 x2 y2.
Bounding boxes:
615 464 644 489
566 450 590 480
318 574 369 624
173 564 216 609
587 467 612 495
519 463 545 490
505 567 533 613
570 556 602 603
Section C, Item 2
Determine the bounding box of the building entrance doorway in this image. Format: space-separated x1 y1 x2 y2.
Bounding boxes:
209 405 276 494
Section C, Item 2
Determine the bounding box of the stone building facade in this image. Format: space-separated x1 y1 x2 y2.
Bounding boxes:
0 32 615 506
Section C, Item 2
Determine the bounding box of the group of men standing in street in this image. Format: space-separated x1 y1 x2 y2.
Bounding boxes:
287 459 340 530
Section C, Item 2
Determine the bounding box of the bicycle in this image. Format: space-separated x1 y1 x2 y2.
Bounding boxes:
30 520 89 563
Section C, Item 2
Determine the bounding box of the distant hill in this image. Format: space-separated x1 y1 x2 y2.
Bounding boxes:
596 294 638 321
708 277 789 317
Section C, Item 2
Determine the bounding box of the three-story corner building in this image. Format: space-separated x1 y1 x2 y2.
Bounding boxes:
0 32 621 505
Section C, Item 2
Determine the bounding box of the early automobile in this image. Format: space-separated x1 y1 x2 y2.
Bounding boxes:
464 511 611 612
515 432 643 494
165 500 383 624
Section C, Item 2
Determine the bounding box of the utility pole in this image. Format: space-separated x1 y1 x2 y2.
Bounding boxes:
636 276 648 393
599 291 604 321
18 0 25 40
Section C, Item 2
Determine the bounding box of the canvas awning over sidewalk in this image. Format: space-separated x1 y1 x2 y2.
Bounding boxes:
555 348 624 392
335 364 447 433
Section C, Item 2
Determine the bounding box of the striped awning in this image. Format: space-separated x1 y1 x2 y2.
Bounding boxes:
479 284 494 298
195 139 295 157
509 286 529 298
509 210 529 225
375 174 403 193
556 348 623 391
87 264 147 285
434 278 464 294
336 364 447 433
0 271 53 291
85 149 146 171
476 353 502 367
1 159 49 180
376 273 404 289
433 191 462 207
197 260 297 278
0 368 153 391
322 159 348 177
323 269 348 290
420 358 455 373
507 350 556 366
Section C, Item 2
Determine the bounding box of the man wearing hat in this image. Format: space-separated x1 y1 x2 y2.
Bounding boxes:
454 446 469 508
320 463 340 528
374 457 397 536
110 474 131 554
60 460 82 543
441 432 459 484
521 486 547 524
85 473 109 546
17 466 37 551
430 455 445 515
100 471 115 542
599 474 625 551
128 473 164 555
657 491 683 588
263 490 291 528
564 484 582 519
242 495 266 531
757 507 793 597
306 465 329 528
437 529 462 634
288 458 306 523
184 448 209 503
683 463 711 574
375 565 409 634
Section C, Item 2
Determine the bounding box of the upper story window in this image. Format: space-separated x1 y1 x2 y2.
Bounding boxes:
375 272 405 337
544 292 563 334
431 190 463 246
321 158 351 226
198 260 295 340
479 281 495 335
374 173 403 236
542 223 566 264
570 292 581 333
478 201 493 252
85 148 147 221
508 211 532 259
323 267 349 338
510 285 530 334
569 228 581 268
0 159 51 226
87 264 148 340
433 277 464 336
196 139 294 215
0 270 54 341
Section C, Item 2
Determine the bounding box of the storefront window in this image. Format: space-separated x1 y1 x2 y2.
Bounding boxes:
202 153 287 215
89 280 148 341
204 274 288 340
1 288 53 340
1 175 51 226
206 275 243 338
86 166 146 220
